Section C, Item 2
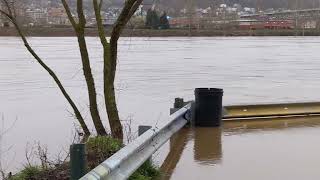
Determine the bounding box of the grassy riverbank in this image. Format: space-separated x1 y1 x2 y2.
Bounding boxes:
1 27 320 37
7 136 160 180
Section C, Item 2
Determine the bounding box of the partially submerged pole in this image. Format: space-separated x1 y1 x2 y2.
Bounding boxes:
171 98 186 115
194 88 224 127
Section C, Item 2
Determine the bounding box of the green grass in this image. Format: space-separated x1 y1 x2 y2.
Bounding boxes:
10 166 42 180
129 161 161 180
9 136 161 180
86 136 161 180
86 136 123 170
86 136 123 154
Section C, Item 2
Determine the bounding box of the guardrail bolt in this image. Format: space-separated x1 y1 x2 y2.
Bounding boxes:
194 88 224 127
70 144 87 180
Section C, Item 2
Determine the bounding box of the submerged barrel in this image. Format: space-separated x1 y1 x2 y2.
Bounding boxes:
194 88 224 127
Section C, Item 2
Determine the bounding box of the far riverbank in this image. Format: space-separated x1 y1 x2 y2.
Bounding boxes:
1 27 320 37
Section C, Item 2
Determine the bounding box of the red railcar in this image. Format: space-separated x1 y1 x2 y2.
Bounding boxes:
238 20 294 30
264 20 294 29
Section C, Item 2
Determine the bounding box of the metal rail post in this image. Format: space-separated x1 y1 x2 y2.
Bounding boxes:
70 144 87 180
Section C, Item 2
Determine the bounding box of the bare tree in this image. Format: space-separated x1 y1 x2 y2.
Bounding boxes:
93 0 143 140
61 0 107 136
60 0 143 140
0 0 143 141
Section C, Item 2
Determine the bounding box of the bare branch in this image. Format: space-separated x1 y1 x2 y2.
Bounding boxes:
99 0 143 140
77 0 86 28
127 0 143 23
62 0 107 136
99 0 104 10
110 0 138 42
61 0 78 29
0 2 91 136
25 143 34 167
0 9 12 20
109 0 142 82
2 0 13 16
93 0 109 46
10 0 16 17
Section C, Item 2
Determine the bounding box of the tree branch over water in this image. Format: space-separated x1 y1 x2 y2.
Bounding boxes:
0 0 90 136
61 0 78 29
1 0 143 141
92 0 143 140
62 0 107 136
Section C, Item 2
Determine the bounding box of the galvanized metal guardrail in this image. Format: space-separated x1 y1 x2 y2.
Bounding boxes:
78 86 320 180
80 103 192 180
224 102 320 120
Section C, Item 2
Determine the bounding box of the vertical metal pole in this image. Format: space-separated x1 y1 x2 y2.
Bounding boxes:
70 144 86 180
138 126 152 163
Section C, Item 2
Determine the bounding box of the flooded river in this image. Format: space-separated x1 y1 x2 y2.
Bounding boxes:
162 117 320 180
1 37 320 177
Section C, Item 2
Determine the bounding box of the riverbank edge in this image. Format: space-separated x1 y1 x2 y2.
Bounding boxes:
1 27 320 37
7 136 161 180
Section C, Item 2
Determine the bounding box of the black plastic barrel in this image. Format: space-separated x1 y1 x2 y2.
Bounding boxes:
194 88 224 127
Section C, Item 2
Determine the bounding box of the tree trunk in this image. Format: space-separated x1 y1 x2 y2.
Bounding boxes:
77 32 107 136
104 83 123 140
103 43 123 140
93 0 143 140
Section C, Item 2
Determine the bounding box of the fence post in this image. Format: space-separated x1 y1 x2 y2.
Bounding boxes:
139 125 152 163
70 144 86 180
171 98 185 115
174 98 184 109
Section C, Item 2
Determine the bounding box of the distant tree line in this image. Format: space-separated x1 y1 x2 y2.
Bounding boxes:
145 9 170 29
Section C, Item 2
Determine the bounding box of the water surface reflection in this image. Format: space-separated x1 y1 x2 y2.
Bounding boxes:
162 116 320 180
194 128 222 165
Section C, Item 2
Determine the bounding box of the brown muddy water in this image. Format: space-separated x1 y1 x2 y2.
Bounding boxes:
161 117 320 180
1 37 320 177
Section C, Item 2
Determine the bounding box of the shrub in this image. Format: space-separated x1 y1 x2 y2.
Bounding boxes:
10 166 42 180
9 136 160 180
